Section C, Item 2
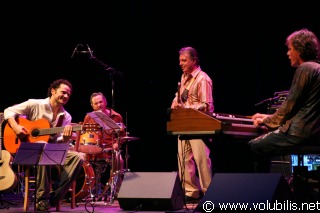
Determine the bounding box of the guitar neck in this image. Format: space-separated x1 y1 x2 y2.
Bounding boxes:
35 125 83 136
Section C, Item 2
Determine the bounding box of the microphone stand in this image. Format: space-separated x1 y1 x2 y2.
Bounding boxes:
87 46 123 109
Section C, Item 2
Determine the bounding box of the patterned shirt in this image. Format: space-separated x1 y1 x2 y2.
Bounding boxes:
171 66 214 114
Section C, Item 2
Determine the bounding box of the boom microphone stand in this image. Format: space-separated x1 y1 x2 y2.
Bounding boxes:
71 43 123 109
82 44 123 109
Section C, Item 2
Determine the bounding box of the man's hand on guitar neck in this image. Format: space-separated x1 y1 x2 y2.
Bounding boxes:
62 125 73 143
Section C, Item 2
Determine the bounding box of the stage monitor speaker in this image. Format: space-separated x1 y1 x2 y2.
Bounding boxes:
194 173 294 212
117 172 184 211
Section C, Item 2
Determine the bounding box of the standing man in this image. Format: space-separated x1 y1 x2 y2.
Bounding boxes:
171 46 214 203
249 28 320 172
4 79 84 211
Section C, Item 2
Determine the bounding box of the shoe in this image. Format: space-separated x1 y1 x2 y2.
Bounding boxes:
199 190 204 199
36 199 51 211
185 195 201 204
49 192 57 208
184 191 204 204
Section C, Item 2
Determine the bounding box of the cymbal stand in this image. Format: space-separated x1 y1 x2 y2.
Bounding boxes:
100 130 127 204
124 113 130 172
125 143 130 171
108 131 122 204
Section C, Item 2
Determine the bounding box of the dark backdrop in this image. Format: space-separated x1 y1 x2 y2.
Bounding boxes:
1 2 319 173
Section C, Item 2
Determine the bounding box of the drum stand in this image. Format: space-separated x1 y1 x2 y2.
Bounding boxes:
103 151 121 204
97 132 128 204
90 161 108 200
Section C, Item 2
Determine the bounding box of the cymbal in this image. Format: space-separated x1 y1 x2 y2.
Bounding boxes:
121 136 140 142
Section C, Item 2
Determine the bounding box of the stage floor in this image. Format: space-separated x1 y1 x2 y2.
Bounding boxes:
0 193 198 213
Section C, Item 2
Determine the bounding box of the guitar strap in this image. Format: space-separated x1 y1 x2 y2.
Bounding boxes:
185 76 195 90
56 114 64 127
181 73 198 103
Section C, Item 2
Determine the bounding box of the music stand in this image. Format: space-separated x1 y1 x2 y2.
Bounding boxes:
13 142 68 212
87 111 121 131
13 142 44 212
38 143 69 166
13 142 45 166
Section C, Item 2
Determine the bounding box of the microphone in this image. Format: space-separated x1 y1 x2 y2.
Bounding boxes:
77 51 91 54
254 96 280 107
71 44 93 58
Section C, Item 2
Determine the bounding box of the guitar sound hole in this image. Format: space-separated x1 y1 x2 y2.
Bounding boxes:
31 129 40 137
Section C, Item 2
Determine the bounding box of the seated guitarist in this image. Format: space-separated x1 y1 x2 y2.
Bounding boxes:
3 79 85 211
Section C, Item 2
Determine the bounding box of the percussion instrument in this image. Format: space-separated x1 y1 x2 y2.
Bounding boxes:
78 127 103 154
75 161 95 200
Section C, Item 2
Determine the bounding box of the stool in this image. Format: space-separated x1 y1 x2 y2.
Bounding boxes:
277 146 320 203
23 166 35 212
23 165 76 212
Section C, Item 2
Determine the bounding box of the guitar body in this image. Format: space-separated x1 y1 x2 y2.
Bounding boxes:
0 150 18 193
4 118 51 154
0 112 18 192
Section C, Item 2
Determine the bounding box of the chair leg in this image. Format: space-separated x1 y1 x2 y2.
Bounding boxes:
54 168 77 211
23 166 30 212
56 200 61 211
23 166 36 212
70 180 76 209
55 181 76 211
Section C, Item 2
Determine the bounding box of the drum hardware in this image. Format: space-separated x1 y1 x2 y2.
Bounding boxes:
121 133 140 172
88 161 108 201
75 161 96 201
95 151 127 204
121 113 139 171
75 160 110 204
121 136 140 142
99 116 140 202
94 132 125 204
78 113 136 204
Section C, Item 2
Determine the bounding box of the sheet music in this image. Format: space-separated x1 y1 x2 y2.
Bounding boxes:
87 110 121 131
13 142 45 165
13 141 69 166
38 143 69 165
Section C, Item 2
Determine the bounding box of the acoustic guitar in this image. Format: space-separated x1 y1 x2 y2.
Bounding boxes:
3 117 99 154
0 112 18 193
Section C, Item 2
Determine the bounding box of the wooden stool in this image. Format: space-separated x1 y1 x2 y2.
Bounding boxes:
23 166 36 212
23 165 76 212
